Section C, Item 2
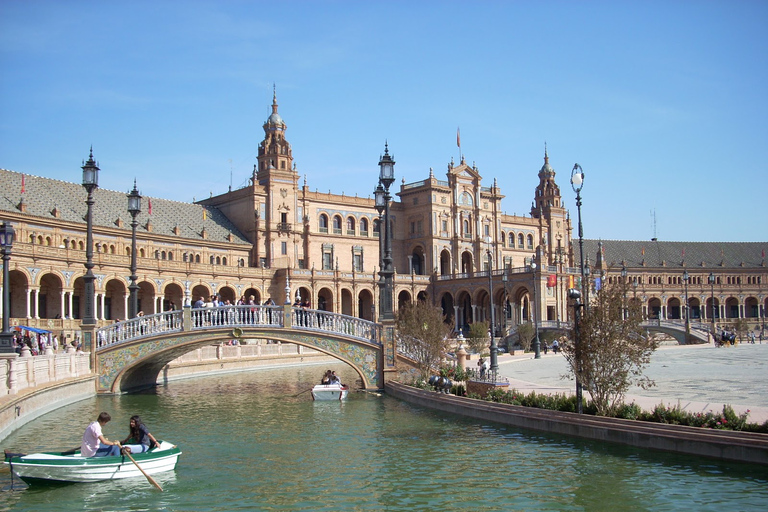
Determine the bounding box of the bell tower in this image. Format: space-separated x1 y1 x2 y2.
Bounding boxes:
255 85 294 185
531 145 569 265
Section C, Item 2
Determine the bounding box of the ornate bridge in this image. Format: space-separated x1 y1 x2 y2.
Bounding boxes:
93 305 399 393
503 319 710 346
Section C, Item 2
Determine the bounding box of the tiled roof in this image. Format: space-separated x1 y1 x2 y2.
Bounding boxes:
0 169 250 245
576 239 768 270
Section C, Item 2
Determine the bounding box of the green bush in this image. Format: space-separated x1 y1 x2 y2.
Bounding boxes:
473 388 768 433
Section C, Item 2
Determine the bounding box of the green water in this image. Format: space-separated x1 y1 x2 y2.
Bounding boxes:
1 365 766 511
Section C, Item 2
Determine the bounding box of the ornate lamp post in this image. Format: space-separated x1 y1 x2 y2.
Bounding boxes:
486 237 498 373
0 222 16 353
571 164 586 303
568 287 584 414
501 269 509 334
127 181 142 319
683 270 690 343
81 148 99 326
530 260 541 358
374 143 395 322
709 272 716 338
621 265 628 319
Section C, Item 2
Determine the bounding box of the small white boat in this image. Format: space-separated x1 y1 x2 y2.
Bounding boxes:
311 383 349 401
4 440 181 484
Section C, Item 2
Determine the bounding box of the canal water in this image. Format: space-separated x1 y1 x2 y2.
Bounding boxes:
0 365 766 512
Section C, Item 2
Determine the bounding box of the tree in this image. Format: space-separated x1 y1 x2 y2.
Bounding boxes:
560 278 658 416
516 322 535 352
396 301 452 380
465 321 489 354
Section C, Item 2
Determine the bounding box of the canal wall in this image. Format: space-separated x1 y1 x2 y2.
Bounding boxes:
158 342 335 383
0 342 334 443
0 351 94 442
385 381 768 466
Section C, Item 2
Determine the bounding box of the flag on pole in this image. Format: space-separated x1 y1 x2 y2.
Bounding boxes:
21 174 25 194
547 275 557 288
148 198 152 215
203 208 207 220
457 127 461 149
568 275 574 289
594 277 602 291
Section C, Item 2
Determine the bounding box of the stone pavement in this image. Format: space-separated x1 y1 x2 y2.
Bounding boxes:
491 341 768 424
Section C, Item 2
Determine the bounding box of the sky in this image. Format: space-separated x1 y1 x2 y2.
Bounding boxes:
1 0 766 243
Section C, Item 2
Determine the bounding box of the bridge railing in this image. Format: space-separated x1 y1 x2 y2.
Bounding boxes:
96 305 381 351
291 308 381 344
97 310 183 349
190 305 285 330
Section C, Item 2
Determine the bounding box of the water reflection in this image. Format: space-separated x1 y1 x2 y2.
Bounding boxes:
1 365 766 511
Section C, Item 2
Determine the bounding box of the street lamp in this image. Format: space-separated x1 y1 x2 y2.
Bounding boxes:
709 272 716 338
81 148 99 326
621 265 628 319
501 269 509 333
683 270 690 343
374 143 395 321
486 237 498 373
0 222 16 353
571 164 586 304
530 260 541 358
568 287 584 414
127 180 142 319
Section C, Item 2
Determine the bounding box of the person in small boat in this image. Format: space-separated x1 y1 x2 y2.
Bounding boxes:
120 415 159 454
330 371 341 385
321 369 332 385
81 412 122 457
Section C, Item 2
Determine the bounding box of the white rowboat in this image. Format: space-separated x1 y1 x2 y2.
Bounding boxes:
4 440 181 484
311 384 349 401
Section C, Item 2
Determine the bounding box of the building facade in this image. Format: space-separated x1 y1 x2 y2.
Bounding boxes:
0 94 765 346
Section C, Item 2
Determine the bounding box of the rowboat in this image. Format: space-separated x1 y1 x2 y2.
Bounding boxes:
311 383 349 401
3 440 181 484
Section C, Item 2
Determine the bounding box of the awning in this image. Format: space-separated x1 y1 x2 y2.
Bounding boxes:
14 326 51 334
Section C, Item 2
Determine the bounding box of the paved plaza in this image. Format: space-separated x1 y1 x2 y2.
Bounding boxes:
494 341 768 424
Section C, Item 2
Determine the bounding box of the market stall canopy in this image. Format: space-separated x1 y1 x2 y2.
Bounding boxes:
14 326 51 334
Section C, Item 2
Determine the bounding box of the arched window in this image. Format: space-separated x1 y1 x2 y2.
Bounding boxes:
346 216 356 235
518 233 524 248
500 232 505 247
373 219 381 237
332 215 342 234
168 252 173 261
210 255 215 264
222 257 227 266
183 253 189 262
527 234 534 249
360 217 369 236
195 254 201 264
319 214 329 233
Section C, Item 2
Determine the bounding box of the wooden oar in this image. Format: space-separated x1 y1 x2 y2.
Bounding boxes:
292 387 313 397
121 447 163 491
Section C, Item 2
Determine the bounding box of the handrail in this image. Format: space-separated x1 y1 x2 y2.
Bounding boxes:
96 305 381 350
